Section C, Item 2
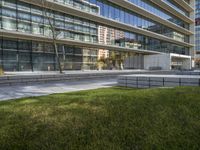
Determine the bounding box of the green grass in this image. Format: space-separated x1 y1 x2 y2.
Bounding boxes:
0 87 200 150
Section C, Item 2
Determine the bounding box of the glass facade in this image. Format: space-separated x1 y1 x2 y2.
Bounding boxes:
196 0 200 53
0 0 193 71
0 38 99 71
184 0 190 4
53 0 189 42
68 0 190 30
127 0 189 29
163 0 189 17
54 0 99 14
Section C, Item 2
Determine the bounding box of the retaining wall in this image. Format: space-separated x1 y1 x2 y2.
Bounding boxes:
1 70 199 87
0 70 173 87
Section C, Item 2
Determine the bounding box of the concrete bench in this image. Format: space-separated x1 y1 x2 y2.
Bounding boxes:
176 71 200 75
118 74 200 88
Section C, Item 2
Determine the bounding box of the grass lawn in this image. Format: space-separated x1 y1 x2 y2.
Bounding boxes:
0 87 200 150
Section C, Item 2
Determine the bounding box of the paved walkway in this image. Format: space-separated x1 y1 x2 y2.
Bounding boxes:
0 78 117 101
4 70 144 76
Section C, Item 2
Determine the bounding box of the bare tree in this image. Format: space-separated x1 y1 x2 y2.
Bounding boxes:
41 0 63 73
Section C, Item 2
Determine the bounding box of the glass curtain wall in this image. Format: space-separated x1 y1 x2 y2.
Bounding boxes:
0 0 190 52
184 0 190 4
52 0 190 30
54 0 99 14
196 0 200 53
0 37 99 71
127 0 189 29
87 0 189 30
163 0 189 17
0 36 190 71
52 0 189 42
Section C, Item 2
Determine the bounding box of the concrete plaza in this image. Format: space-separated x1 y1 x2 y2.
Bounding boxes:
1 70 199 101
0 70 152 101
0 78 116 101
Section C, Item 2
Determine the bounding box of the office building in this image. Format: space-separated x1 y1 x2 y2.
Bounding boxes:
0 0 195 71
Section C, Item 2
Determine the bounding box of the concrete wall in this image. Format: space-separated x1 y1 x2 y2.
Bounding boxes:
181 58 192 69
170 53 192 70
144 54 192 70
144 54 170 70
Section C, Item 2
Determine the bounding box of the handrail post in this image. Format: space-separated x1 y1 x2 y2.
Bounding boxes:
163 78 165 87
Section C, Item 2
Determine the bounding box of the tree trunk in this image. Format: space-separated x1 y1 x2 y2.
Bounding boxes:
53 41 62 74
